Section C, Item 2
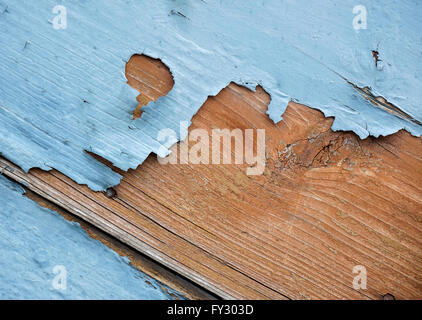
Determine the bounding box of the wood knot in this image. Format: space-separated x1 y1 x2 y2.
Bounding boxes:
104 187 117 199
382 293 395 300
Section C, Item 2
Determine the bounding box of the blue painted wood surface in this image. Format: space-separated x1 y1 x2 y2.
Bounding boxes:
0 0 420 191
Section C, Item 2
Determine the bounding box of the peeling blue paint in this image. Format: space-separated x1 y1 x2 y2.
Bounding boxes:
0 174 182 299
0 0 420 190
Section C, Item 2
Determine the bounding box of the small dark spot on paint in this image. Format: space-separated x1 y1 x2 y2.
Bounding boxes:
169 9 188 19
2 5 9 14
382 293 395 300
23 41 30 50
372 50 381 68
82 99 89 104
104 187 117 199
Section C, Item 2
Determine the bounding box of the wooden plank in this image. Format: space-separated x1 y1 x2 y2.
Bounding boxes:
2 55 421 299
23 189 216 300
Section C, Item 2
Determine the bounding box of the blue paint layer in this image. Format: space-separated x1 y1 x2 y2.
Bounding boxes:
0 0 421 190
0 174 182 299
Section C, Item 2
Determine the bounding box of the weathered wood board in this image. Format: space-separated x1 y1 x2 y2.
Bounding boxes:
23 189 216 300
1 55 421 299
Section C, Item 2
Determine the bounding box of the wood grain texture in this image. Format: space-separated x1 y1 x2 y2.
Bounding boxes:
23 189 216 300
2 55 421 299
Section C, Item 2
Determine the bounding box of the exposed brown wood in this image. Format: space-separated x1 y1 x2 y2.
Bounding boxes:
23 189 216 300
0 156 276 299
1 54 421 299
126 54 174 119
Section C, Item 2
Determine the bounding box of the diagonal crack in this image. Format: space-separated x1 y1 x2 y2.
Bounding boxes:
349 83 422 127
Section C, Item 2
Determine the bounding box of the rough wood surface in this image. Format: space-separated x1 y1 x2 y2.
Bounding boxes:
2 55 421 299
23 189 216 300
